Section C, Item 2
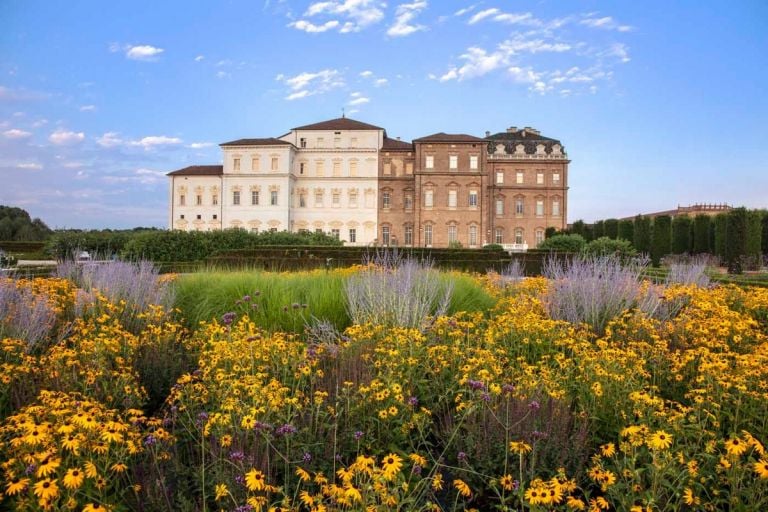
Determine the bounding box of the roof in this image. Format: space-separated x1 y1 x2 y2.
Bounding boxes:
220 137 293 147
382 137 413 150
291 117 384 131
167 165 223 176
413 132 485 143
485 129 560 143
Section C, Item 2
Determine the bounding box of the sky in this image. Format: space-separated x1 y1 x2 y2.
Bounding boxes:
1 0 766 229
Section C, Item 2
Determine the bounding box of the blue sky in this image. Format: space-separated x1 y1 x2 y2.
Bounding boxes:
1 0 766 228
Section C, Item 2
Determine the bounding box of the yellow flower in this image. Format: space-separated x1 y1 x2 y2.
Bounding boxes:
567 496 586 510
646 430 673 451
499 474 516 491
724 437 748 457
295 467 311 482
453 479 471 498
33 478 59 501
36 457 61 478
5 477 30 496
509 441 532 454
85 461 99 478
754 459 768 479
408 453 427 467
62 468 85 490
600 443 616 457
432 473 444 491
82 504 111 512
381 453 403 481
215 483 228 501
245 469 266 491
683 487 700 506
111 462 128 473
525 485 546 505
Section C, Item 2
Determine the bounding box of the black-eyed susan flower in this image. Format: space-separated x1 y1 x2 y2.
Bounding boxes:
453 479 471 498
646 430 672 451
214 483 228 501
381 453 402 481
754 459 768 479
33 478 59 501
245 469 266 491
62 468 84 490
5 477 30 496
724 437 748 457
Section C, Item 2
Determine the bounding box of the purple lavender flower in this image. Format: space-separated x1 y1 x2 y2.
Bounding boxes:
234 505 253 512
467 379 486 391
229 451 245 462
242 295 251 302
528 400 541 410
481 392 491 402
408 396 419 407
412 464 423 475
354 430 364 441
144 434 157 446
222 312 237 326
502 383 516 394
302 452 312 463
24 464 36 476
275 423 297 436
457 451 467 462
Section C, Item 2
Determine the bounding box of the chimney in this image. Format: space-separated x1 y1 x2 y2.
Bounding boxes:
485 131 490 137
506 126 517 133
396 136 401 140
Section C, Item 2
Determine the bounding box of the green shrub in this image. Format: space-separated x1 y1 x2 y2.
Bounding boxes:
714 213 728 261
571 220 586 239
537 234 586 253
692 215 711 254
545 226 557 239
671 215 693 254
582 236 637 258
618 219 634 243
593 220 605 239
746 210 763 268
762 211 768 255
633 215 652 255
726 208 749 273
604 218 619 239
482 244 504 251
651 215 672 266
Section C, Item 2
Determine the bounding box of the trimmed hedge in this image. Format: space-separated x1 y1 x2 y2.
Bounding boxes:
651 215 672 266
0 241 47 253
692 215 711 254
618 219 634 243
633 215 652 255
672 215 693 254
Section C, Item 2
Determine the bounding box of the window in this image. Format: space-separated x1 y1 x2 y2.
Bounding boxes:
350 137 357 147
496 171 504 184
299 162 305 174
349 190 358 207
448 190 457 208
349 161 357 177
383 162 391 175
468 191 478 208
552 199 560 216
317 137 324 147
333 161 341 176
315 190 324 207
300 137 307 148
382 226 390 245
382 191 391 209
233 157 240 171
537 172 544 185
180 214 185 219
334 137 341 148
270 191 278 206
516 198 524 215
404 194 413 210
406 162 413 174
212 194 218 206
196 194 202 206
536 200 544 216
233 191 240 205
404 225 413 246
196 214 202 220
424 190 434 208
495 228 503 244
331 229 340 240
469 225 477 247
516 171 524 184
424 225 433 247
251 190 259 205
299 193 306 208
179 194 185 206
252 157 259 171
495 198 504 215
553 172 560 184
470 155 478 170
316 161 324 176
448 225 457 243
425 155 434 169
449 155 458 170
535 229 545 246
515 228 524 245
271 157 278 171
213 214 218 220
349 229 356 243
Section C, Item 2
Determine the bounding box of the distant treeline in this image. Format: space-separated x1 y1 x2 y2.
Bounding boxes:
0 206 52 241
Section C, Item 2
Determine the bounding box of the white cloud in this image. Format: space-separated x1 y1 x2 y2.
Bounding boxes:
276 69 344 100
3 128 32 139
387 1 428 37
195 55 205 62
374 78 388 87
125 45 165 61
96 132 183 149
62 161 84 169
49 129 85 146
359 70 374 78
134 136 182 148
188 142 214 149
79 105 96 112
507 66 542 84
289 19 340 33
580 15 633 32
17 162 43 170
31 119 48 128
96 132 124 148
216 71 231 79
468 8 499 24
292 0 384 33
454 4 477 16
348 96 370 106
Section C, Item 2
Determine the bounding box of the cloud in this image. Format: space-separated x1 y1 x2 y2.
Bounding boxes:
17 162 43 170
3 128 32 139
95 132 183 149
359 70 374 78
454 4 477 16
291 0 385 34
348 92 370 105
111 43 165 61
49 129 85 146
79 105 96 112
580 15 633 32
374 78 388 87
134 136 183 148
468 8 499 24
195 55 205 62
387 1 428 37
216 71 231 79
276 69 345 100
188 142 214 149
602 43 631 63
0 85 50 102
96 132 124 148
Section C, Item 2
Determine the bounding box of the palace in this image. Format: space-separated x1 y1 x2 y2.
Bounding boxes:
167 117 569 249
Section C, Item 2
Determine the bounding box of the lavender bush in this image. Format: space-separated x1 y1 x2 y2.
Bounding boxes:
345 249 453 329
664 254 713 287
0 279 56 352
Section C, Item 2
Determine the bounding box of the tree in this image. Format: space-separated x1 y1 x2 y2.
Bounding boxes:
762 211 768 256
618 219 634 243
571 220 586 238
692 215 711 254
536 234 586 253
0 205 52 241
545 227 557 239
725 208 749 273
604 218 619 239
746 210 762 269
633 215 652 255
650 215 672 266
583 237 637 258
593 220 605 239
713 213 728 262
671 215 692 254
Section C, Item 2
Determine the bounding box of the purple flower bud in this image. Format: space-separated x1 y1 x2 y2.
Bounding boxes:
229 451 245 461
481 392 491 402
457 451 467 462
243 295 251 302
528 400 540 410
144 434 157 446
302 452 312 463
408 396 419 407
412 464 422 475
354 431 364 441
502 383 516 394
222 312 236 326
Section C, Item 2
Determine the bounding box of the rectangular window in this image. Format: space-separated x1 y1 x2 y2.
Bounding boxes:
424 190 433 208
449 155 458 170
425 155 434 169
448 225 457 243
515 198 524 215
349 191 358 207
535 229 545 246
332 192 340 206
252 157 259 171
349 161 357 177
382 226 390 245
271 157 278 171
404 194 413 210
212 194 218 206
350 137 357 147
424 225 433 247
516 171 524 184
331 229 340 239
382 191 391 209
299 194 306 208
552 200 560 216
179 194 185 206
196 194 202 206
180 214 185 219
470 155 478 170
537 172 544 185
196 214 202 220
515 229 524 245
468 191 478 208
233 191 240 205
406 162 413 174
316 161 324 176
536 200 544 216
299 162 305 174
383 162 391 175
251 227 259 233
553 172 560 184
300 137 307 148
251 190 259 205
448 190 457 208
334 137 341 148
496 171 504 184
233 158 240 171
315 191 323 207
333 161 341 176
349 229 356 243
469 225 477 247
404 225 413 246
495 228 503 244
213 214 218 220
270 191 278 206
317 137 324 147
495 198 504 215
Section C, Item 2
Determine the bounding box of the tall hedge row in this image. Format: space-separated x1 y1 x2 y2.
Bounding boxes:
692 215 711 254
671 215 693 254
633 216 652 255
604 218 619 239
714 213 728 261
650 215 672 266
618 219 634 242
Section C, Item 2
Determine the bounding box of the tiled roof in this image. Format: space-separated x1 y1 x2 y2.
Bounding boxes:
166 165 223 176
485 129 560 143
413 132 485 143
291 117 384 131
382 137 413 150
219 138 293 147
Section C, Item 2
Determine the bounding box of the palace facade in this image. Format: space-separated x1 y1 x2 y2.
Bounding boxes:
167 117 569 249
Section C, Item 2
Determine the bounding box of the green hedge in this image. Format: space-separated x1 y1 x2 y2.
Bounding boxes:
672 215 693 254
651 215 672 266
692 215 711 254
0 241 47 253
633 215 652 255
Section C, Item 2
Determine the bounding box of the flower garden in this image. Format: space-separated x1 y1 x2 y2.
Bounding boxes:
1 255 768 511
